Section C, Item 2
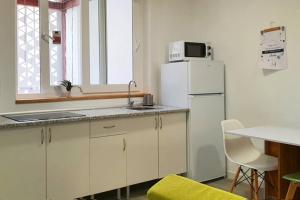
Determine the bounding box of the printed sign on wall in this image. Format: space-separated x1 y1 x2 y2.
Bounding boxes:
259 26 287 70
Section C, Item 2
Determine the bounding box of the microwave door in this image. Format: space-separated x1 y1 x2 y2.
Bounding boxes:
185 42 207 58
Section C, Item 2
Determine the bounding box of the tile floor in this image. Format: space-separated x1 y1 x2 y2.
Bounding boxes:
87 178 262 200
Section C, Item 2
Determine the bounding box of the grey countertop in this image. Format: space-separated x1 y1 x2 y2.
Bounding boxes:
0 106 189 129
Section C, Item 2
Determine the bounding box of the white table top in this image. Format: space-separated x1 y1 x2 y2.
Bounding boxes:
226 126 300 147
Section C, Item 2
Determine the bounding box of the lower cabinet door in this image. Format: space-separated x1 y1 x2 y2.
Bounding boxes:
159 113 187 178
90 134 126 194
0 127 46 200
46 123 89 200
126 116 158 185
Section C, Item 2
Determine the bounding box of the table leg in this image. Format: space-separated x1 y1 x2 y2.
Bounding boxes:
265 141 300 200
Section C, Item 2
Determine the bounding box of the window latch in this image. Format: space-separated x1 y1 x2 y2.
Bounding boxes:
41 33 54 43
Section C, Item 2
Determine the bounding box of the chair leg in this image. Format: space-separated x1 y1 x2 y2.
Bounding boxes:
250 169 254 200
285 183 300 200
253 170 259 200
230 166 241 193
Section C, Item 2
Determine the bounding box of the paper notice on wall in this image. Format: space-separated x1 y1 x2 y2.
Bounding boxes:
259 26 287 70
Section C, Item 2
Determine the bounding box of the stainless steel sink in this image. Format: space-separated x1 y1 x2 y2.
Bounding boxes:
127 106 156 111
3 112 85 122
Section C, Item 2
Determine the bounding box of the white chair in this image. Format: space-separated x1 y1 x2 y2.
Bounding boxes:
221 119 278 200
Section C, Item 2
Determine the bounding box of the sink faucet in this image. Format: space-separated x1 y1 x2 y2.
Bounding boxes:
128 80 137 107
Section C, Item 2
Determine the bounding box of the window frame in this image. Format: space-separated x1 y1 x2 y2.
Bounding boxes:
15 0 143 99
81 0 142 94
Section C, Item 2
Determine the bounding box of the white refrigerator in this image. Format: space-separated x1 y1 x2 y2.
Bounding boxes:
161 59 226 182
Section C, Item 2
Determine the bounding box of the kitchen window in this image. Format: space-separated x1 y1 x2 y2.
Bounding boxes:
16 0 136 97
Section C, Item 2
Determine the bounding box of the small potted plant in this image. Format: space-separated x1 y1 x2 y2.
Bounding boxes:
60 80 82 97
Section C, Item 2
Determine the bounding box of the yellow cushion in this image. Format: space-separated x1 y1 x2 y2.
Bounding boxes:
147 175 246 200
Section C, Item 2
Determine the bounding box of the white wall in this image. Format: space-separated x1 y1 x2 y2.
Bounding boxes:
143 0 300 175
191 0 300 175
192 0 300 127
0 0 16 113
142 0 198 101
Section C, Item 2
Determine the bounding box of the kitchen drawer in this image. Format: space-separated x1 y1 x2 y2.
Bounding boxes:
90 118 130 138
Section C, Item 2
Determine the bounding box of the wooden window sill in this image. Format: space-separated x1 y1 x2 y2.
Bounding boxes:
16 92 146 104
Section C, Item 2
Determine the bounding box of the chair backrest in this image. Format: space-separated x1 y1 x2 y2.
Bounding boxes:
221 119 261 165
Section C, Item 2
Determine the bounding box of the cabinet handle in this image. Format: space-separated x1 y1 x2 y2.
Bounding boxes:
123 138 126 152
103 125 116 129
41 129 44 144
155 118 158 130
160 117 163 130
48 128 52 143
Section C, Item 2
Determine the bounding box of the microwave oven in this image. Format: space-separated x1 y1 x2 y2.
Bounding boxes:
169 41 212 62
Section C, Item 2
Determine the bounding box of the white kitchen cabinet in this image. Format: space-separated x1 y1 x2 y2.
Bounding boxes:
90 116 159 189
90 118 128 194
126 116 159 185
90 134 126 194
0 110 187 199
90 113 186 190
0 127 46 200
46 122 90 200
158 113 187 178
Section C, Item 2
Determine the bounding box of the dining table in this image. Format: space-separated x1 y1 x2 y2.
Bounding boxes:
227 126 300 200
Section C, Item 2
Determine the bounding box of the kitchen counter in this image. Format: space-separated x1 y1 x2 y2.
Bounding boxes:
0 106 189 129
